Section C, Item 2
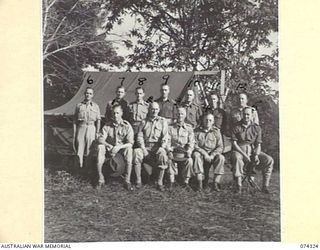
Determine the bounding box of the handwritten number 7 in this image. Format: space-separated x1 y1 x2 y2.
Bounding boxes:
119 77 125 86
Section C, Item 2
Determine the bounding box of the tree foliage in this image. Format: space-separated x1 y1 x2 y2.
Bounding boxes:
100 0 278 97
43 0 124 109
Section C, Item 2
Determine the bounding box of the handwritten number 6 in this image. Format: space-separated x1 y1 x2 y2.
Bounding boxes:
87 75 93 84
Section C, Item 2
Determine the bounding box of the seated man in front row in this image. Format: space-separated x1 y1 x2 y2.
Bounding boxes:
167 107 194 189
231 107 273 194
193 113 225 191
96 105 134 190
133 102 169 191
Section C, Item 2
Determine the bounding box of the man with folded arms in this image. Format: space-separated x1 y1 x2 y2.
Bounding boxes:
193 113 225 191
231 107 273 194
96 105 134 190
167 107 194 189
133 102 169 191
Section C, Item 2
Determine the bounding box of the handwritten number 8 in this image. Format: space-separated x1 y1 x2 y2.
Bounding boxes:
138 77 147 86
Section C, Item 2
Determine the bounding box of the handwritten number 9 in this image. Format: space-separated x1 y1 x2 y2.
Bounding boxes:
162 75 170 85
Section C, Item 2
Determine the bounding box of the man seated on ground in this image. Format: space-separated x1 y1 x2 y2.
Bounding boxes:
231 107 273 194
167 107 194 190
193 113 225 191
133 102 169 191
181 89 202 128
96 105 134 190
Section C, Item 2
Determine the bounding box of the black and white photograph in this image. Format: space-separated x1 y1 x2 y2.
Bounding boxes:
43 0 279 242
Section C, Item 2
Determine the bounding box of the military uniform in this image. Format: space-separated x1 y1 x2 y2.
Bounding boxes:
129 100 149 134
96 119 134 185
73 101 101 167
104 98 131 123
182 101 202 128
193 126 225 188
155 97 176 124
230 121 273 187
167 122 194 184
133 116 169 186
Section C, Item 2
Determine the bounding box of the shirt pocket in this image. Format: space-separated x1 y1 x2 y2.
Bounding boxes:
154 123 163 138
179 130 189 145
77 106 86 121
87 106 98 121
206 134 217 148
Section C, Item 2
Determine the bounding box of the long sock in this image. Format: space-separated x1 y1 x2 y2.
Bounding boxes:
158 169 165 186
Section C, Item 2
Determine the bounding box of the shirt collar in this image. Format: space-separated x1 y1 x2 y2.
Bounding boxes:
176 122 186 128
148 116 159 122
136 100 146 105
241 120 253 128
112 119 124 127
82 100 92 105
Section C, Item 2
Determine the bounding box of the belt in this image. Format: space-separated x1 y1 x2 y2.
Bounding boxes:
78 121 95 126
145 142 159 147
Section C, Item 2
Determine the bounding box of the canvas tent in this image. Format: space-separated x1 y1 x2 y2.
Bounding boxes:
44 71 230 158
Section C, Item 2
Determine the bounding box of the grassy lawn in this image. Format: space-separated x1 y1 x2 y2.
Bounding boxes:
45 163 280 242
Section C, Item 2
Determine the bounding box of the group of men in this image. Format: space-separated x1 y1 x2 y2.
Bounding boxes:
73 83 273 194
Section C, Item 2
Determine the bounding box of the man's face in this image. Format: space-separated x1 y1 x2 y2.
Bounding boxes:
210 94 219 106
203 114 214 129
84 89 93 101
186 90 194 103
232 112 242 123
112 107 123 122
116 87 125 99
177 108 186 123
161 85 170 99
239 93 248 107
150 102 160 118
243 108 253 123
135 88 145 101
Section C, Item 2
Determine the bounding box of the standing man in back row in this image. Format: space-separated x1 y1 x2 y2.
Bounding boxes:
129 86 149 135
155 83 176 124
73 87 101 168
105 85 131 123
181 89 202 128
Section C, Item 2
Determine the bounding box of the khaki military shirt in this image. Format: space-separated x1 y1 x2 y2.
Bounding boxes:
129 100 149 122
167 122 194 154
74 101 101 124
182 101 202 128
100 119 134 147
194 126 223 154
155 97 177 120
137 116 168 148
231 121 262 147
